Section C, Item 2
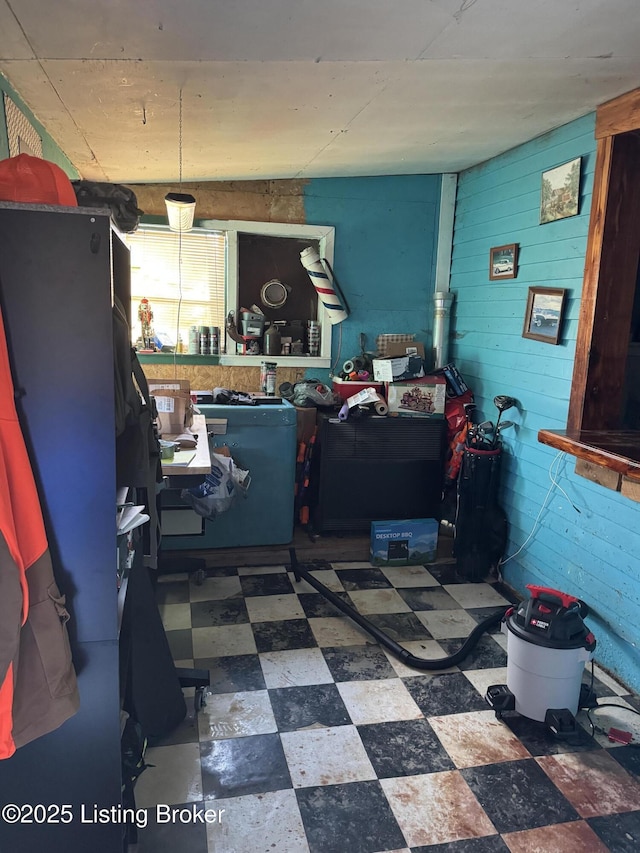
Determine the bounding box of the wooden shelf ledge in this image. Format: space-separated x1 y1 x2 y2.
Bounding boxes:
538 428 640 482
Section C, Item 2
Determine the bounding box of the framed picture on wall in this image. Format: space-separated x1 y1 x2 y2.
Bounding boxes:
522 286 566 344
489 243 518 280
540 157 581 224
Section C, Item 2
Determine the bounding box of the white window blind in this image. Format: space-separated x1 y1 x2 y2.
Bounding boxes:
125 225 226 348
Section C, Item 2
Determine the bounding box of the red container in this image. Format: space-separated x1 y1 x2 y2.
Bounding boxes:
332 377 384 402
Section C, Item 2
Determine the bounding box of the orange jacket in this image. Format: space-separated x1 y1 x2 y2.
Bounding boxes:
0 307 79 759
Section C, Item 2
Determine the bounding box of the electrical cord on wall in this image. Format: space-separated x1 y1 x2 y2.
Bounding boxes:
173 88 185 381
173 229 183 380
499 451 581 572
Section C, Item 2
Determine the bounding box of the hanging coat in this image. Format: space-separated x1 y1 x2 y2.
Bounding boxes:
0 306 79 759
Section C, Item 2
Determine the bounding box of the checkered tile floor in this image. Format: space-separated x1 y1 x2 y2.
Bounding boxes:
131 558 640 853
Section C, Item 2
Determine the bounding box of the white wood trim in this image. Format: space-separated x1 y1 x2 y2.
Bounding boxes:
201 218 336 361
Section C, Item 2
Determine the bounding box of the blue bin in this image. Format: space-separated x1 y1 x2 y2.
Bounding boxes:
161 400 297 549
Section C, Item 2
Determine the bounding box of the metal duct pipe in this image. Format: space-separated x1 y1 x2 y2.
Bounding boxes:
432 291 455 369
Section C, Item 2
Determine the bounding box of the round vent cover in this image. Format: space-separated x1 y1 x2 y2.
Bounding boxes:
261 279 290 309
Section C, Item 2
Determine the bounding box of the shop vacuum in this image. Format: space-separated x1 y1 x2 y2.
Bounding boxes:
486 585 596 738
289 549 596 739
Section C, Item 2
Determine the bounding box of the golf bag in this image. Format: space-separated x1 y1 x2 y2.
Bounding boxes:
454 444 508 582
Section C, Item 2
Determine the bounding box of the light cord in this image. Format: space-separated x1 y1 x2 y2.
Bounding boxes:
500 450 578 567
174 89 184 378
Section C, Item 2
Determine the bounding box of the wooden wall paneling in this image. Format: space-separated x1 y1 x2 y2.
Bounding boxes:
567 136 611 432
595 87 640 139
582 133 640 430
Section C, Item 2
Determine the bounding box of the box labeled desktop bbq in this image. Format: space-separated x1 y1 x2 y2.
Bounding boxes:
370 518 438 567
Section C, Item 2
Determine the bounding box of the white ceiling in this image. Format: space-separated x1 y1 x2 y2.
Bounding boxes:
1 0 639 183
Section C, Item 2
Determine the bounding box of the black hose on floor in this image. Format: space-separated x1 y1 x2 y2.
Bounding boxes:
289 547 507 671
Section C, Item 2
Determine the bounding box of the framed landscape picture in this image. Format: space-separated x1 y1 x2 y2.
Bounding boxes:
540 157 581 224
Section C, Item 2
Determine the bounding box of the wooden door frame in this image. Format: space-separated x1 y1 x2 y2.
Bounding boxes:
539 87 640 481
568 89 640 432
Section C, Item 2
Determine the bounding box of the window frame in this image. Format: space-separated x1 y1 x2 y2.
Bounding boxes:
198 218 336 368
126 223 227 350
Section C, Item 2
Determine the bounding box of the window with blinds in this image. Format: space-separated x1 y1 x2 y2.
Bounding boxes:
125 225 226 348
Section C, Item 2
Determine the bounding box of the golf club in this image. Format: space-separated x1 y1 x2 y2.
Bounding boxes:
493 396 517 447
494 420 515 444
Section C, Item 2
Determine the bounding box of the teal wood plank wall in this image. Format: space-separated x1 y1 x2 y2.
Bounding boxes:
304 175 442 382
450 112 640 691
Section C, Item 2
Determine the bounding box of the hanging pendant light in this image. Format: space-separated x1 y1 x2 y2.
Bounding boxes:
165 191 196 232
165 89 196 232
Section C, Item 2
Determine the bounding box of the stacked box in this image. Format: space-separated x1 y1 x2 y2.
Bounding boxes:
148 378 193 434
386 375 446 418
372 342 426 383
440 362 469 396
370 518 439 567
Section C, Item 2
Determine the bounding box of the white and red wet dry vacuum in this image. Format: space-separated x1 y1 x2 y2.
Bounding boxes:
487 584 596 737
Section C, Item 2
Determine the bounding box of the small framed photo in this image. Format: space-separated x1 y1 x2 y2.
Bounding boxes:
489 243 518 280
522 286 566 345
540 157 581 224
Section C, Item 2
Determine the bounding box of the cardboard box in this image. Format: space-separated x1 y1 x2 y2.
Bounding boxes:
376 334 415 358
384 341 425 360
439 362 469 397
146 378 191 393
372 350 425 383
370 518 439 567
386 375 446 418
152 390 189 435
149 381 194 434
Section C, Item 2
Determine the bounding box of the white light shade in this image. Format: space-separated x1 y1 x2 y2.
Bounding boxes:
164 192 196 232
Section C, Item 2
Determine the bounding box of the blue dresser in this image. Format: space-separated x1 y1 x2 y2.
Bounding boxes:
161 400 297 549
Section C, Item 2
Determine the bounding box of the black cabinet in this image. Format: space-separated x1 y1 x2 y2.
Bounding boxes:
310 414 446 532
0 203 125 852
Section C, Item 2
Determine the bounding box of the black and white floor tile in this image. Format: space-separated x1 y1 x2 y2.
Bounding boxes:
130 557 640 853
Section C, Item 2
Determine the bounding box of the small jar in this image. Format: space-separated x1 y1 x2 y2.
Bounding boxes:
199 325 210 355
188 325 199 354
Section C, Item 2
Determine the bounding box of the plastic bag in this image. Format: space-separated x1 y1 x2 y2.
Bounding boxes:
71 180 144 232
181 453 250 520
292 380 340 408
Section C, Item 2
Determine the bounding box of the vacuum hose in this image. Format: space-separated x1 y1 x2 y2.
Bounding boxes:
289 548 506 670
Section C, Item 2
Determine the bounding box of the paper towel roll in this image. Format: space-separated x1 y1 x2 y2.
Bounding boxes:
373 393 389 416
